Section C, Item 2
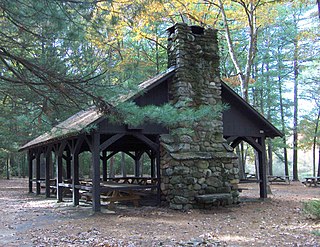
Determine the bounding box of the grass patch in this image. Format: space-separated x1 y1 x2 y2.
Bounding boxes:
311 230 320 236
303 200 320 219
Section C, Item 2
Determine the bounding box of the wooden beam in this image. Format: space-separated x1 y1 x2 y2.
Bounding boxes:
243 136 263 152
106 150 118 160
130 133 158 151
229 137 242 148
99 133 125 151
92 132 101 212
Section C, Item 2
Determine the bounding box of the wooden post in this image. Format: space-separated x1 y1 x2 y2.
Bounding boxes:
56 148 63 202
36 150 41 195
135 151 141 177
102 150 108 181
28 150 33 193
156 143 161 206
72 152 80 206
66 149 71 179
45 147 52 198
92 132 101 212
258 137 267 199
151 150 156 178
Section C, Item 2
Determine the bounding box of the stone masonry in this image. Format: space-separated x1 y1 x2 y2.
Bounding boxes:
160 23 239 210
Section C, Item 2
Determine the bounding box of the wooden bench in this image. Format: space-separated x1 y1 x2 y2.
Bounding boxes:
268 175 290 184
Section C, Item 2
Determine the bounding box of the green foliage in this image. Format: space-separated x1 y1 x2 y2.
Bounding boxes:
109 101 226 128
303 200 320 219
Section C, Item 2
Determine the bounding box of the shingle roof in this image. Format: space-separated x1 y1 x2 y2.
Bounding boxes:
19 67 176 151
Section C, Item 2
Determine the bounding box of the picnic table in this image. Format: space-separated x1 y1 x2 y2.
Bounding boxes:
303 177 320 187
78 180 157 207
268 175 290 184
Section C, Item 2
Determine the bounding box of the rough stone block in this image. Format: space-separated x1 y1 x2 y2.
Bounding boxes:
195 193 232 204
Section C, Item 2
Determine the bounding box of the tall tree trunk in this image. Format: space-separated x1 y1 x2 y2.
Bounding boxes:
317 147 320 177
121 152 126 177
6 153 10 179
277 48 289 176
313 109 320 176
292 37 299 181
278 80 289 176
236 145 245 179
268 139 273 176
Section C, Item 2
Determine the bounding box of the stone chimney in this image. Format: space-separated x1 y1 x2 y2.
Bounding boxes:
160 23 239 210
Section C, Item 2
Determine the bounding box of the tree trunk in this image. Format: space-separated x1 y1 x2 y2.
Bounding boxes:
268 139 273 176
6 153 10 179
121 152 126 177
317 147 320 177
314 109 320 176
292 38 299 181
277 47 289 176
109 155 115 178
236 145 245 179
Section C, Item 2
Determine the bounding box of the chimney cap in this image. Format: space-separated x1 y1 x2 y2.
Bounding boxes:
166 23 205 35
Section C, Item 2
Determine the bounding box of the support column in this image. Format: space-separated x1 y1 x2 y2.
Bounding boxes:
28 150 33 193
258 137 267 199
135 151 141 177
156 142 161 206
66 149 71 179
72 152 80 206
151 150 156 178
56 154 63 202
45 148 52 198
36 151 41 195
102 150 108 181
92 132 101 212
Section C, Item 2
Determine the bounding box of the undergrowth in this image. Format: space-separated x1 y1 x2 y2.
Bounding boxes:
303 200 320 219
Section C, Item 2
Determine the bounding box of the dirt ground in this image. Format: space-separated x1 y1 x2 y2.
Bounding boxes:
0 178 320 246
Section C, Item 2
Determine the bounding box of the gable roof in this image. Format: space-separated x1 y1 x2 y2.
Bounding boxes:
221 81 283 138
19 68 175 151
20 66 282 151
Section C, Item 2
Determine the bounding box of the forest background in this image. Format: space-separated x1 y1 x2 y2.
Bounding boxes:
0 0 319 181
